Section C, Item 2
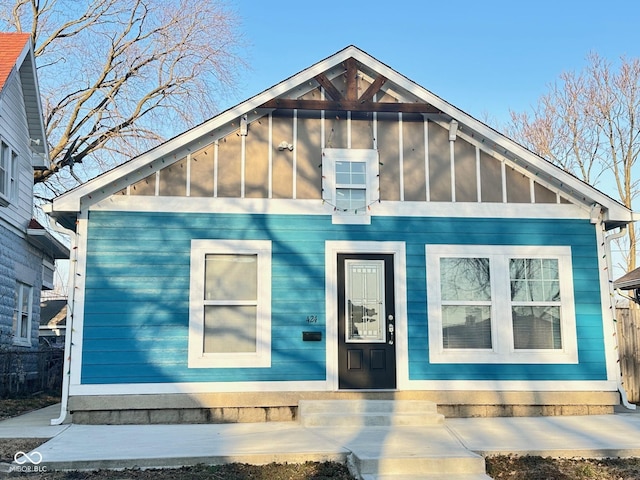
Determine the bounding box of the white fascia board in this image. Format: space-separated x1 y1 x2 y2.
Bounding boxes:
22 44 49 163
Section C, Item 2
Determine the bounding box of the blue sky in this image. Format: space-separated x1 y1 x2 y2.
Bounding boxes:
232 0 640 130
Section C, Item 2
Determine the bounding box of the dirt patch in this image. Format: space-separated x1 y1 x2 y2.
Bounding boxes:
0 439 45 464
1 460 354 479
0 395 60 421
486 455 640 479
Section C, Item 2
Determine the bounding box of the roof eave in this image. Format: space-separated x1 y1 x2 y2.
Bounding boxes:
26 227 70 259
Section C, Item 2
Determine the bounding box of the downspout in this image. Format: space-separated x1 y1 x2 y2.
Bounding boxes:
47 216 78 425
604 224 637 410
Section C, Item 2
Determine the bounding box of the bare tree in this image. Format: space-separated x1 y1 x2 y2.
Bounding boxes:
1 0 245 194
508 53 640 272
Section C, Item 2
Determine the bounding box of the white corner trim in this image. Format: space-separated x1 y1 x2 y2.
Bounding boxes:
69 212 89 386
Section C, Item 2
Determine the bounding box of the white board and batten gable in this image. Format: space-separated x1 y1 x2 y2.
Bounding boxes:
48 45 632 232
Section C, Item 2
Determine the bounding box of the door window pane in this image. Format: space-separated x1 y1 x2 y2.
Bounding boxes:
346 260 384 342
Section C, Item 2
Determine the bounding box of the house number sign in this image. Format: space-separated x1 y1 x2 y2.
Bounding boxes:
306 315 318 323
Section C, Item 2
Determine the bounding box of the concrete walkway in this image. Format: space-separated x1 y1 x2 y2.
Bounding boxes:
2 404 640 474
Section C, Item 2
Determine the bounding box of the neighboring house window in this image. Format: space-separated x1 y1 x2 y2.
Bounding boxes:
322 148 379 223
426 245 577 364
13 282 33 346
188 239 271 368
0 139 18 205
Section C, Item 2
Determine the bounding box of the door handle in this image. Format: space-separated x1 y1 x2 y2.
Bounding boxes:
388 315 394 345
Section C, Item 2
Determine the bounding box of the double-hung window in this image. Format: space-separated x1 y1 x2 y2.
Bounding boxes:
426 245 577 364
189 240 271 368
13 282 33 346
0 139 18 206
322 148 379 224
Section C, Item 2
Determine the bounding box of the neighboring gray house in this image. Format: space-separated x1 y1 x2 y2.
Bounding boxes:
0 32 68 355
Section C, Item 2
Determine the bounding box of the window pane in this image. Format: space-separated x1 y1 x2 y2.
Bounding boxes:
442 306 492 349
510 258 560 302
440 258 491 301
20 313 29 338
512 306 562 349
21 285 30 312
336 188 366 210
335 161 366 186
205 254 257 301
204 305 257 353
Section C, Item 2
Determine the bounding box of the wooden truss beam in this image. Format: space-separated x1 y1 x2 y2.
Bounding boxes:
345 58 358 101
259 98 441 113
314 73 343 101
266 57 438 113
358 75 387 103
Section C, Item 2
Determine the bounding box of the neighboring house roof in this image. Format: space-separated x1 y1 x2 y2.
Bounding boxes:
26 218 70 259
39 298 67 329
0 32 48 167
47 45 634 230
614 267 640 291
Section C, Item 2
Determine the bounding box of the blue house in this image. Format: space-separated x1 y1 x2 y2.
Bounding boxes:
47 46 634 424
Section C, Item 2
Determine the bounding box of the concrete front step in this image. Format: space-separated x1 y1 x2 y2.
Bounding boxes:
298 400 444 427
361 474 493 480
351 453 487 477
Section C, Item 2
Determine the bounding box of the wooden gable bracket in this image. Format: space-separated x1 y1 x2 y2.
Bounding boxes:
260 57 441 114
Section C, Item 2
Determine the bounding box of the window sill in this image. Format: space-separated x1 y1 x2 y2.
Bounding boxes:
188 352 271 369
331 214 371 225
429 349 579 364
12 339 32 348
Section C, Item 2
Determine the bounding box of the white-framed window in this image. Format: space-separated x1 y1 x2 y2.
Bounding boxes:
13 282 33 346
322 148 379 224
188 239 271 368
426 245 578 364
0 139 18 206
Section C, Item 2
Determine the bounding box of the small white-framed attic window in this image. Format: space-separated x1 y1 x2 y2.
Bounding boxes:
322 148 379 224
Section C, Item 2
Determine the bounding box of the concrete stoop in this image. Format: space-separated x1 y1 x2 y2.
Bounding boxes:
299 400 492 480
298 399 445 427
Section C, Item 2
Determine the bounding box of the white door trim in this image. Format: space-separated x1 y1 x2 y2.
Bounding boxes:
325 241 408 390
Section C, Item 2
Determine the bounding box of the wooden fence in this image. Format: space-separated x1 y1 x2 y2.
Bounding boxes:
616 307 640 403
0 348 63 397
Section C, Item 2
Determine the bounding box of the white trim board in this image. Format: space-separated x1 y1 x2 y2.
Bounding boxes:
90 195 590 220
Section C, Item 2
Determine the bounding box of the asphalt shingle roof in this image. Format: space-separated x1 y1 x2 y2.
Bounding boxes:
0 32 30 92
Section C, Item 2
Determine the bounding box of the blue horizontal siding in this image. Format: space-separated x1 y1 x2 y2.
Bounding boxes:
80 211 607 385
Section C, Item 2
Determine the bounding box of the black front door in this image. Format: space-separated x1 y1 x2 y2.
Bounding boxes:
337 254 396 389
